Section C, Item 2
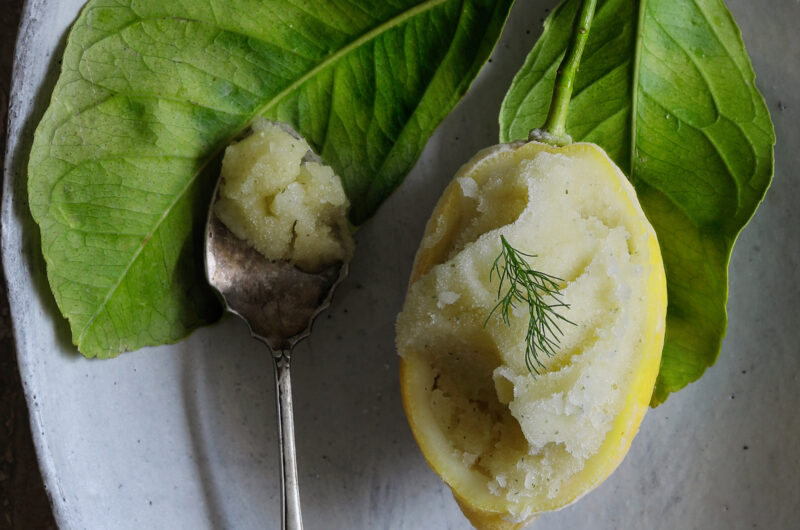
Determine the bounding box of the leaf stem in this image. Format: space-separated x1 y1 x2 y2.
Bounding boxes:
532 0 598 146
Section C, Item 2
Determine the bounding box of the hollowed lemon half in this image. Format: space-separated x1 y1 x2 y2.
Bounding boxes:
396 141 666 529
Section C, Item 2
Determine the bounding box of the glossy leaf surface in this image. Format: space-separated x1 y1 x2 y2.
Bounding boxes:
500 0 775 404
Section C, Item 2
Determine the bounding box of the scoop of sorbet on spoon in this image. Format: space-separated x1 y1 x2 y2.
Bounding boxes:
204 120 353 530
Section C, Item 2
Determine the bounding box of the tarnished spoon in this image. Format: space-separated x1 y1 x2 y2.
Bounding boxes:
204 135 348 530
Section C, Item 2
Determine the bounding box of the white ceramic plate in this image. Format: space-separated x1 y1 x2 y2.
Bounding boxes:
4 1 799 528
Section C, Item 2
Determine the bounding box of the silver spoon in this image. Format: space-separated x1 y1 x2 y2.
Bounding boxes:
203 131 348 530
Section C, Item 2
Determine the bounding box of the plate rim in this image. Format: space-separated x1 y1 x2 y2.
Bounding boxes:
2 0 74 527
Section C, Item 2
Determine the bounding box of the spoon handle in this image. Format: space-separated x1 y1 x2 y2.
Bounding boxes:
273 351 303 530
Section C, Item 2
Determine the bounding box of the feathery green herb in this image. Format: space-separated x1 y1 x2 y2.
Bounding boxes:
486 236 574 375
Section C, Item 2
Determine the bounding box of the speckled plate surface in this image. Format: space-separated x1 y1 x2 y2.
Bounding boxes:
3 0 799 528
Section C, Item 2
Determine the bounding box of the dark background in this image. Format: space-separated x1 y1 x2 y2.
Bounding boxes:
1 0 58 527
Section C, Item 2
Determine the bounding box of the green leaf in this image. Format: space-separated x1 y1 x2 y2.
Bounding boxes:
29 0 514 358
499 0 775 405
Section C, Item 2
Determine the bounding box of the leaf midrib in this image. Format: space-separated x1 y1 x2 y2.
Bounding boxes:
629 0 647 179
74 0 450 347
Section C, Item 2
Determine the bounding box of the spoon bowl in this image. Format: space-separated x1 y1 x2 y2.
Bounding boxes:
205 214 347 350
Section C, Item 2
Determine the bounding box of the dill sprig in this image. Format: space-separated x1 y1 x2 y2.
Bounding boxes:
485 235 575 375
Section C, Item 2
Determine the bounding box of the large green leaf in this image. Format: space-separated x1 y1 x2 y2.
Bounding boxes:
29 0 514 358
500 0 774 404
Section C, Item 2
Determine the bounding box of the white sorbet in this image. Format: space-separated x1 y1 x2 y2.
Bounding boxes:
214 118 354 272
